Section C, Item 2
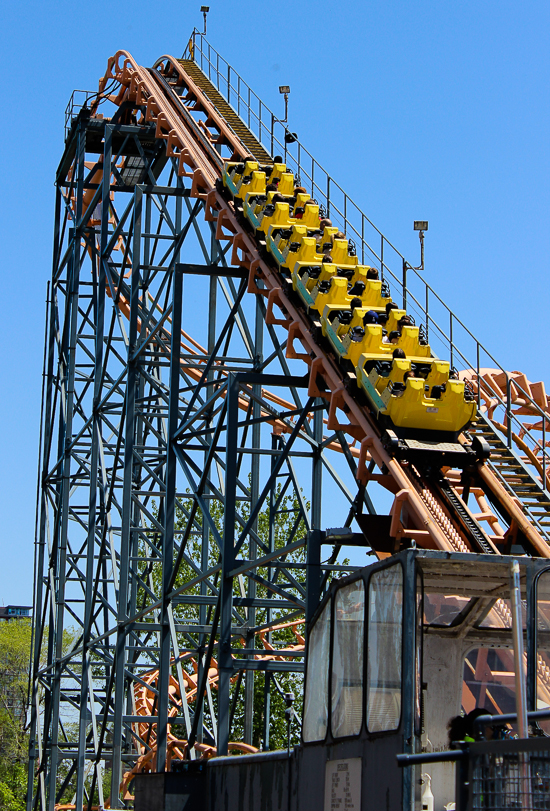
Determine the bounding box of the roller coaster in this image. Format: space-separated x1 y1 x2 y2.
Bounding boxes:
29 27 550 811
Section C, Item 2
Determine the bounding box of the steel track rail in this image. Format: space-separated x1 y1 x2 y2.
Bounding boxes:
96 50 549 559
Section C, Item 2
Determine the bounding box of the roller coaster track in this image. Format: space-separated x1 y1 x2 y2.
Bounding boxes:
118 620 305 801
88 47 549 559
463 370 550 541
38 34 550 810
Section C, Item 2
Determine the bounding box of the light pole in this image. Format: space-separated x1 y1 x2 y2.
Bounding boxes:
200 5 209 35
279 85 290 123
413 220 428 271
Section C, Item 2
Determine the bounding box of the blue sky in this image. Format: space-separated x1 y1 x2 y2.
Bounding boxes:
0 0 548 605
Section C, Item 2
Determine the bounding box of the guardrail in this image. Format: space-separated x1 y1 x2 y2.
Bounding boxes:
397 710 550 811
183 30 549 503
64 89 100 140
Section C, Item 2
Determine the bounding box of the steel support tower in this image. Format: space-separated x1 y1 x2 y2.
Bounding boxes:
29 32 550 810
30 101 367 811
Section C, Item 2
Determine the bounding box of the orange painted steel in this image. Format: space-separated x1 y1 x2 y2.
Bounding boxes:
59 49 550 802
462 368 550 491
119 621 305 801
89 49 550 554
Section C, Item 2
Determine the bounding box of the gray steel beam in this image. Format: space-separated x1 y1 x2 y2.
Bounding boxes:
48 118 86 811
156 265 183 770
110 185 142 805
32 101 365 807
217 373 240 755
75 122 112 809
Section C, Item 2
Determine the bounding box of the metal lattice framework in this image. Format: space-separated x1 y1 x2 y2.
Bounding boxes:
29 100 369 811
29 33 550 811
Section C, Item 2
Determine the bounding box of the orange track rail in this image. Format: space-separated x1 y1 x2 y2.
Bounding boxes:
91 50 550 558
54 49 550 807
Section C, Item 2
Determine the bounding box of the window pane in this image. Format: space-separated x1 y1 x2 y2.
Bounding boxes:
367 564 403 732
463 647 520 717
303 600 331 742
480 598 526 629
331 580 365 738
424 593 470 626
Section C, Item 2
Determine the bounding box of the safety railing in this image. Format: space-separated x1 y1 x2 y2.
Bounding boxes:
182 31 549 500
64 89 98 140
398 740 550 811
398 710 550 811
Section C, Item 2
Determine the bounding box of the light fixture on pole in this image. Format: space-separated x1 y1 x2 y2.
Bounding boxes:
279 85 290 123
200 6 209 35
413 220 428 271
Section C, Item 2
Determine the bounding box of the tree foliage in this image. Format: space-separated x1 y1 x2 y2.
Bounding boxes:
0 619 32 810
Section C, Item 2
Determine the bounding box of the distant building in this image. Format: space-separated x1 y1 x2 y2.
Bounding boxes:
0 606 31 620
0 606 32 735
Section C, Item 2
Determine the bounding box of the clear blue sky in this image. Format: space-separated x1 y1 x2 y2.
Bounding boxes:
0 0 548 605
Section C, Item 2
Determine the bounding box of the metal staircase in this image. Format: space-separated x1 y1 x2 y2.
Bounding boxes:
178 58 271 161
467 413 550 543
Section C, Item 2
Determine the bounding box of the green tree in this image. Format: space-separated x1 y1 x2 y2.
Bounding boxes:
0 618 32 811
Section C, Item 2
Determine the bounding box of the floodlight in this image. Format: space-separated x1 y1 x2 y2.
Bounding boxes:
200 6 210 34
278 86 290 122
412 221 428 270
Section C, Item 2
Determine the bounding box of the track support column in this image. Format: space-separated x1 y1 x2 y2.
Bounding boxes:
218 373 239 755
157 264 184 770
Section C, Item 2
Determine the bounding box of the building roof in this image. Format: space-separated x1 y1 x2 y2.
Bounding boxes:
0 605 32 620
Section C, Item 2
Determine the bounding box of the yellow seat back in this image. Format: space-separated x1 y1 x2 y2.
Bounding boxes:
267 163 287 184
331 239 358 266
425 361 450 387
374 358 411 392
235 161 262 199
397 326 431 358
323 277 349 307
285 236 317 272
301 203 320 228
278 172 295 196
386 309 406 333
358 326 386 359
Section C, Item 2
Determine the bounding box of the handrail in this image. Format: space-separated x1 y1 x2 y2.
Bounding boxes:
397 748 468 766
64 90 96 139
397 708 550 766
473 707 550 736
182 30 549 493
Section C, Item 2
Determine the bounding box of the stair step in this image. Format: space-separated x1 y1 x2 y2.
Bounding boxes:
178 59 271 161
